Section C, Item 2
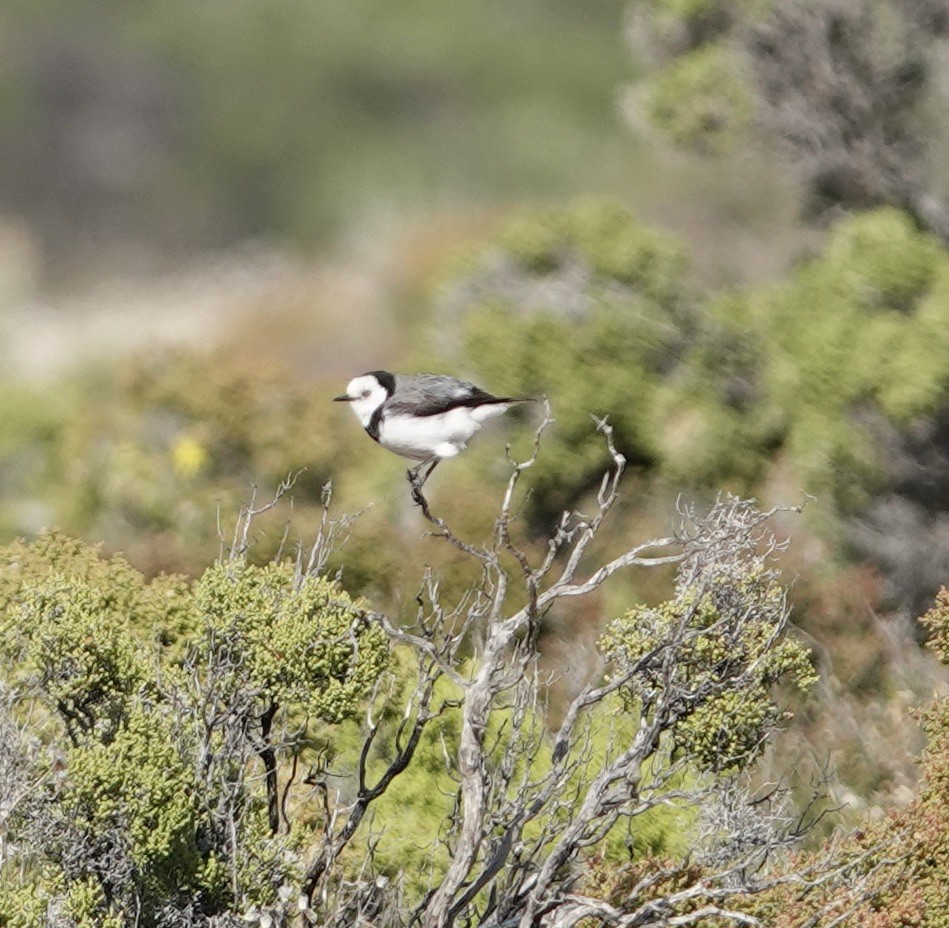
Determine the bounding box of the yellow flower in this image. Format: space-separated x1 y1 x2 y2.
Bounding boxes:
171 435 208 476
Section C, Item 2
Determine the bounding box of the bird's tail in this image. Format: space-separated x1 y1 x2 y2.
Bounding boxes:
471 394 539 423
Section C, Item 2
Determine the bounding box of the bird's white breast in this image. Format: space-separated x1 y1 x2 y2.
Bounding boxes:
379 404 509 461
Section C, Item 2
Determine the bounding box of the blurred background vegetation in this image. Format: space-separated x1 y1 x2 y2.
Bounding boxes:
2 0 949 855
0 0 639 275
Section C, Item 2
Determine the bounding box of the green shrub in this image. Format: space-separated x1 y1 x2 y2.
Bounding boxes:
195 559 388 723
0 533 390 925
602 569 815 772
62 705 209 919
644 44 753 153
434 199 693 521
0 532 191 739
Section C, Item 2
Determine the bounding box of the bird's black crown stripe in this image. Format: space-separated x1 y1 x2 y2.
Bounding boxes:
364 370 396 396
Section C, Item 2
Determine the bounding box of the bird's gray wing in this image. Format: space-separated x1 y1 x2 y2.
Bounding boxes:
386 374 500 417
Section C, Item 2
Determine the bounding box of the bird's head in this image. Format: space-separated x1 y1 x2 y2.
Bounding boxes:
334 371 394 427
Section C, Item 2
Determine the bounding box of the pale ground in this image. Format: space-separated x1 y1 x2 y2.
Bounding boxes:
0 222 400 384
0 162 816 386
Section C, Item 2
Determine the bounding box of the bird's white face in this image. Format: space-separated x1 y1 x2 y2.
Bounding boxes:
336 374 389 427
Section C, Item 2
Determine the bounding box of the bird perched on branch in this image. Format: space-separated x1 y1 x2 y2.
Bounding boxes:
334 370 532 488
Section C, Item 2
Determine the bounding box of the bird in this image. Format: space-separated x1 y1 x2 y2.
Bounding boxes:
334 370 531 488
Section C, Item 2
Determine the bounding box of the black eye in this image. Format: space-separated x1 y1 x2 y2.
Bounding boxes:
361 389 371 398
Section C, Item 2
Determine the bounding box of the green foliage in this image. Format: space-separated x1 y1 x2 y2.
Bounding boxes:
602 569 816 771
492 199 689 302
0 350 370 578
62 705 209 920
195 559 388 723
733 211 949 509
0 881 50 928
645 0 726 21
60 878 124 928
644 43 753 153
921 587 949 665
9 202 946 630
0 529 692 919
446 202 949 529
438 199 692 518
649 208 949 528
640 0 767 26
0 532 191 739
52 351 348 574
0 532 393 924
0 382 67 539
20 580 147 740
762 210 949 421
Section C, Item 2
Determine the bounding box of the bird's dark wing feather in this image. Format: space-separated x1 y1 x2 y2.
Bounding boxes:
386 374 522 418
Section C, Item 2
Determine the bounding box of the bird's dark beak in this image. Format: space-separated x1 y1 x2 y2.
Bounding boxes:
333 394 353 402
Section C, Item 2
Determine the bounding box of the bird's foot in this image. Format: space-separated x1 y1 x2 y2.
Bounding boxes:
406 461 440 525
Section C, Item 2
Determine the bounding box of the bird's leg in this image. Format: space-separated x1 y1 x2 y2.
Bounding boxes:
407 458 441 524
407 458 439 491
420 458 439 486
